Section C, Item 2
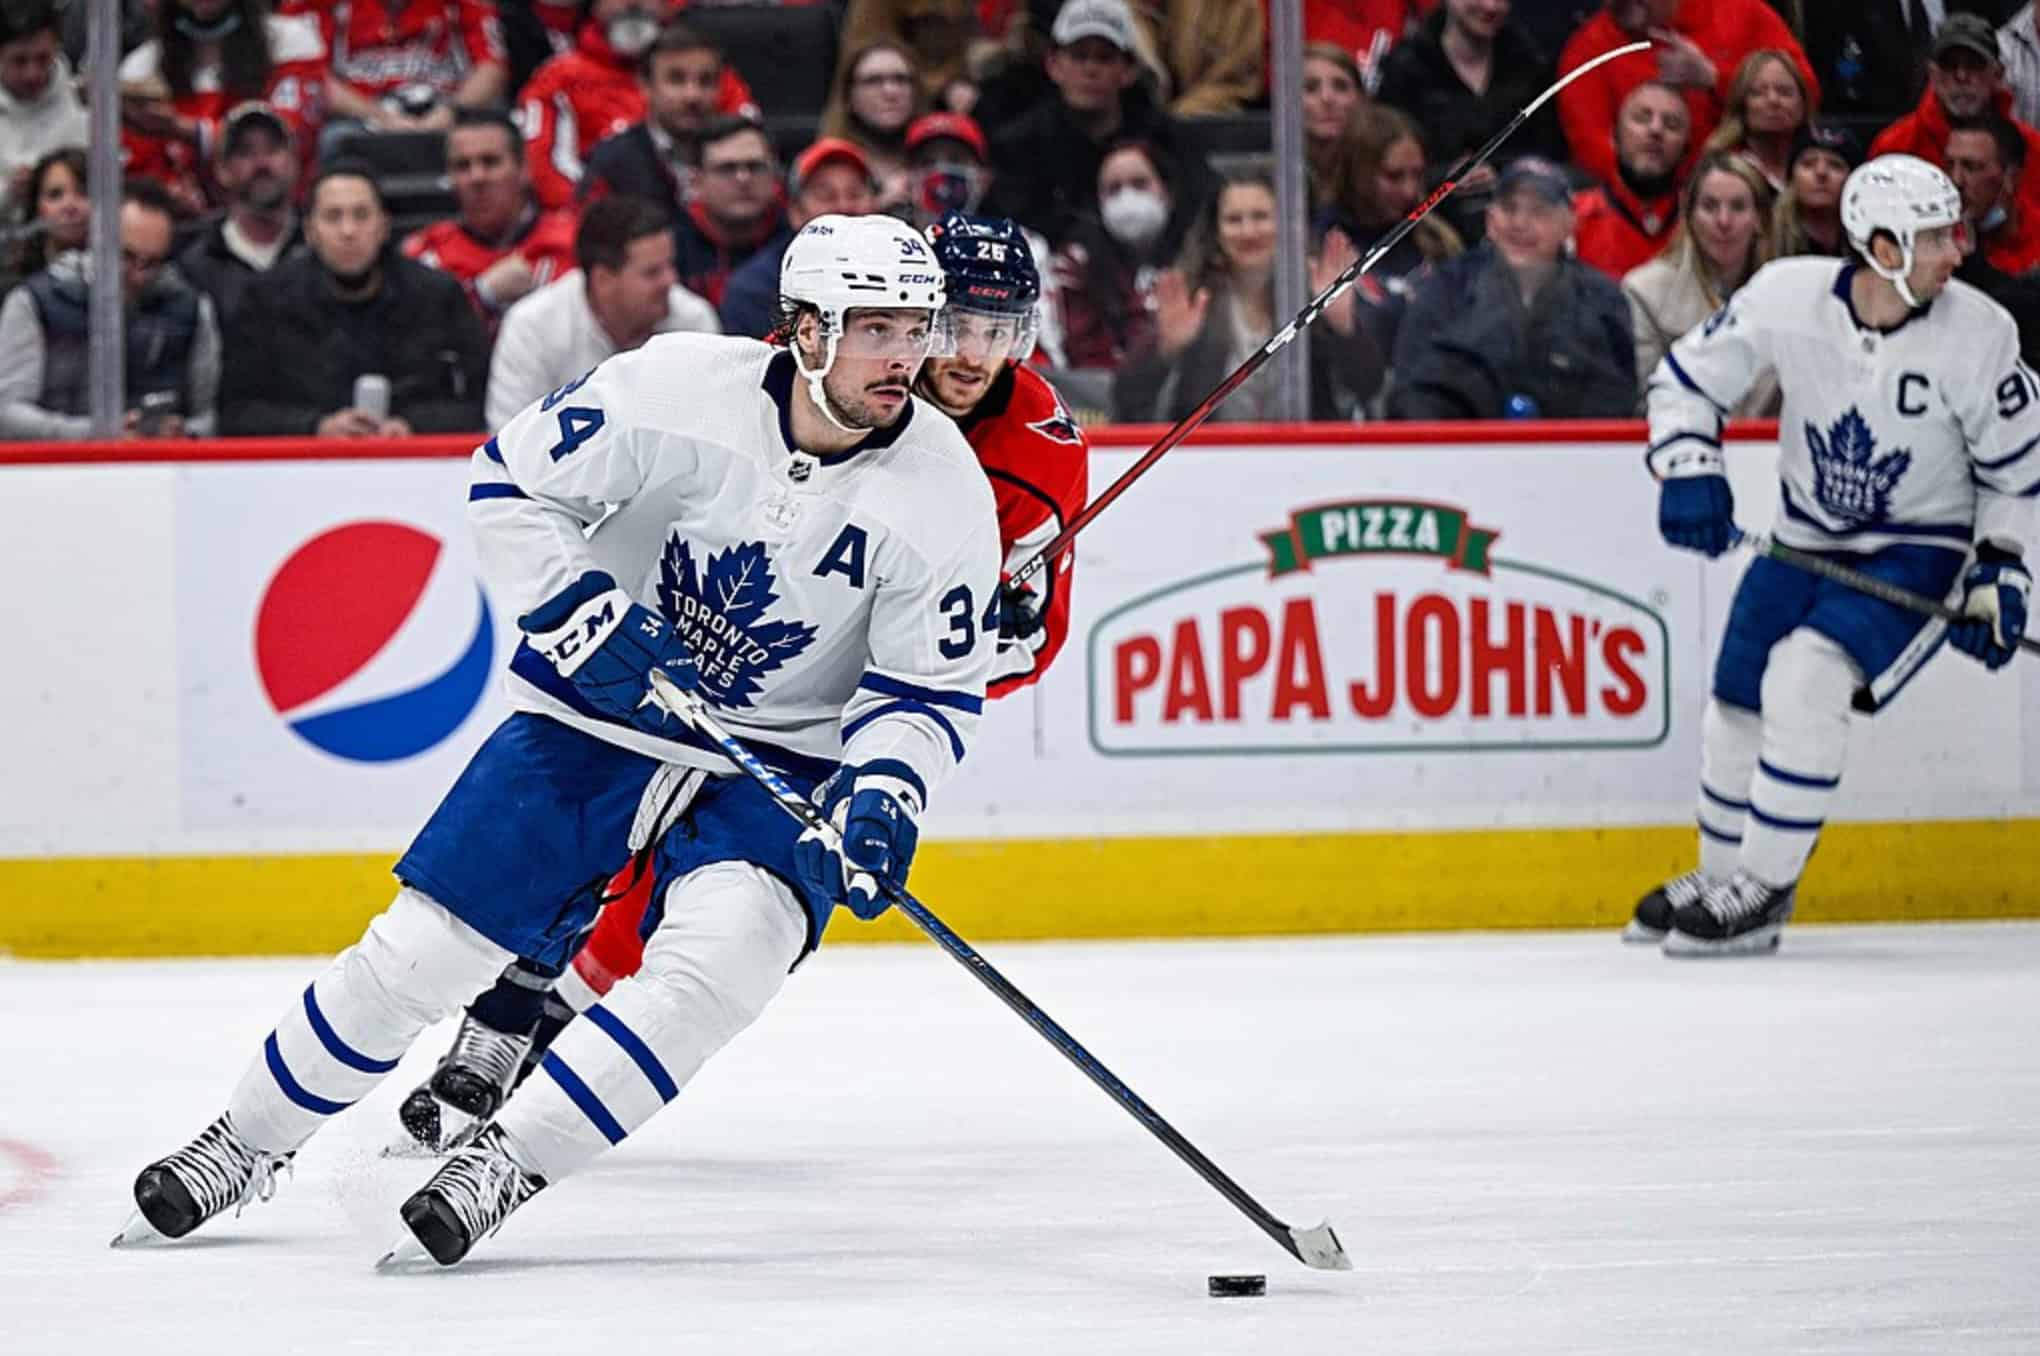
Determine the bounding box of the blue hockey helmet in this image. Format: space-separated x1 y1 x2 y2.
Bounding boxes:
924 212 1041 361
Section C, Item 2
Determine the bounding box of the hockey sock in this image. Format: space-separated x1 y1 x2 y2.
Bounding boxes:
466 957 563 1037
1697 698 1761 878
226 889 512 1154
494 864 805 1183
1742 628 1858 888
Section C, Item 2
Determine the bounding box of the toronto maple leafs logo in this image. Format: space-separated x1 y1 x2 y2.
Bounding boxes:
656 538 818 708
1028 392 1083 447
1806 407 1911 527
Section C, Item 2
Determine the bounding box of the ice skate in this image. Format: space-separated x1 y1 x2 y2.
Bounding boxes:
381 1125 546 1268
113 1114 292 1245
1623 869 1707 944
397 1015 534 1152
1663 871 1797 956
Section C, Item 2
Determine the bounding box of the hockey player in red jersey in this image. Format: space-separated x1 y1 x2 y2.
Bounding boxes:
395 212 1089 1152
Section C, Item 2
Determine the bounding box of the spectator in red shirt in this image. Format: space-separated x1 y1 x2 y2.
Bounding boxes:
312 0 508 136
1557 0 1815 191
1700 47 1813 195
719 137 879 338
1948 113 2040 277
118 0 326 215
1772 118 1859 259
518 0 756 210
671 114 789 307
404 107 578 333
1870 14 2040 222
1571 79 1689 280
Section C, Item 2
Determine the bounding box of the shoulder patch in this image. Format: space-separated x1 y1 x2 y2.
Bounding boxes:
1026 389 1083 447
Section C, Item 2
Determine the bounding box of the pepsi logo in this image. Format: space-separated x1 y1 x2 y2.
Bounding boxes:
254 522 494 762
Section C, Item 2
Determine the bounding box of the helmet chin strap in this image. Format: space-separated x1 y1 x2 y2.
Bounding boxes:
791 330 876 436
1870 238 1927 310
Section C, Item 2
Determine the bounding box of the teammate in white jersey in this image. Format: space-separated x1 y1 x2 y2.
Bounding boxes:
116 214 1003 1264
1630 155 2036 955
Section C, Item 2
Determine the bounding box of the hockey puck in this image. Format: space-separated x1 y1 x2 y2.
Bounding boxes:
1207 1274 1266 1297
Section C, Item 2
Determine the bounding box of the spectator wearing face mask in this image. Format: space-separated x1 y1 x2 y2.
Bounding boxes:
717 137 878 340
1771 118 1859 258
1872 14 2040 223
518 1 757 210
1051 137 1193 373
1947 112 2040 278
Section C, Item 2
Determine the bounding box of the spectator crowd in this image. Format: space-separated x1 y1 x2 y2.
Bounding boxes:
3 0 2035 438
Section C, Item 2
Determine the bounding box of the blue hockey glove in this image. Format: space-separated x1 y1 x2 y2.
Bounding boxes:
1947 546 2031 671
998 576 1044 641
1658 473 1735 557
793 762 924 920
518 571 698 736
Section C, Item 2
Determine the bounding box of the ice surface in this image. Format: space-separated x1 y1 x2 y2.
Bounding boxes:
4 925 2038 1354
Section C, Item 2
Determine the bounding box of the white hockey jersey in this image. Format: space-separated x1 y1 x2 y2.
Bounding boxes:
468 334 1002 799
1646 257 2040 557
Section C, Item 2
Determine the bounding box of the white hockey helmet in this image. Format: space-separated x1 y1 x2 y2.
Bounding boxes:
1840 154 1964 307
778 213 950 430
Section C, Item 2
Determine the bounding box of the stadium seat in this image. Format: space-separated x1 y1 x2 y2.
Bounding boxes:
682 5 840 119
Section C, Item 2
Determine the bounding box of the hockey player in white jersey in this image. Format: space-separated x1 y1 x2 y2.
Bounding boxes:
115 213 1003 1262
1629 154 2035 955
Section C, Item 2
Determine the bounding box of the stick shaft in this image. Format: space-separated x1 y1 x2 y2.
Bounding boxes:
1738 531 2040 657
643 674 1329 1266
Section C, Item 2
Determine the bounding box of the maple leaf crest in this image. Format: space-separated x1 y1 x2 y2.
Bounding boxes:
656 538 819 709
1805 407 1911 527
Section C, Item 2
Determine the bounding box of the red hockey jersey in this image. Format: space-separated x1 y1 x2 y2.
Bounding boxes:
956 363 1090 698
518 20 758 210
401 206 579 331
118 11 326 201
312 0 506 102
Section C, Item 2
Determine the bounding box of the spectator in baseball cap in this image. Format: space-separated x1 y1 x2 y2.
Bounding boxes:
1774 118 1861 258
718 137 877 338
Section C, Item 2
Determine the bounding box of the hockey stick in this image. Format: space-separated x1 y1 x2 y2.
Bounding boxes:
1732 528 2039 658
1006 39 1654 592
644 670 1351 1272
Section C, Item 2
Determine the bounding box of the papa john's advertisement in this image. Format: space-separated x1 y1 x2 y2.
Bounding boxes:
928 445 1715 839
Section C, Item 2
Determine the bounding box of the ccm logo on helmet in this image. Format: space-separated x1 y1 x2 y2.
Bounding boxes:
898 272 940 285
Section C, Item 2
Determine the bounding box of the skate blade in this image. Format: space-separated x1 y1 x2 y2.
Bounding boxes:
1620 920 1668 945
110 1210 163 1248
1662 924 1783 957
375 1232 435 1271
